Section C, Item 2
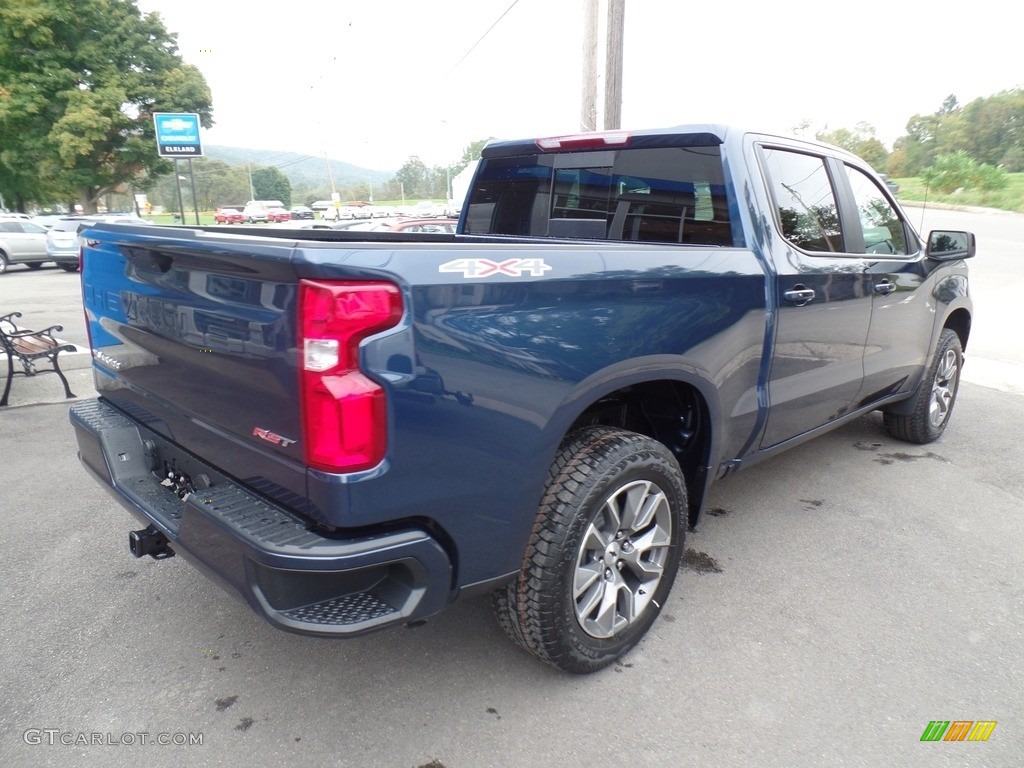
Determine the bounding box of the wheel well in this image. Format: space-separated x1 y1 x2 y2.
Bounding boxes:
566 380 711 527
944 308 971 350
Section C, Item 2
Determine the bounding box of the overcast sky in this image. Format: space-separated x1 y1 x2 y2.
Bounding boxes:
136 0 1021 171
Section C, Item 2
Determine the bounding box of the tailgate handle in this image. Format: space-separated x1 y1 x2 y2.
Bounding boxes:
123 247 174 273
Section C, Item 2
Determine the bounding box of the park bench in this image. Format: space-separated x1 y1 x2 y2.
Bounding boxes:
0 311 77 407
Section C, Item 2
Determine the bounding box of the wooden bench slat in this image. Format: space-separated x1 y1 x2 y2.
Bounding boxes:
13 337 58 355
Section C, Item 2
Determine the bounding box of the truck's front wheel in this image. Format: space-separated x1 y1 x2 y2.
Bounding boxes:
884 328 963 444
494 427 687 673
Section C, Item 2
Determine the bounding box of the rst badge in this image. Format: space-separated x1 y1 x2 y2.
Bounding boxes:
252 427 296 448
439 257 552 279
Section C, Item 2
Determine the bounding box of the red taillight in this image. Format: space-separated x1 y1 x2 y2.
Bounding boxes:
536 131 631 151
298 279 402 473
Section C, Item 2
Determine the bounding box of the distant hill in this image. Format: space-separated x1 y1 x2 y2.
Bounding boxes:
204 145 394 188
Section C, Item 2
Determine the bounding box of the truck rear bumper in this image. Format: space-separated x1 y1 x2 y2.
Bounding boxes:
70 398 452 637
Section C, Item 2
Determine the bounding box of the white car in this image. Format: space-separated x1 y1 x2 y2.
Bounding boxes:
0 218 49 273
411 200 444 218
242 200 285 223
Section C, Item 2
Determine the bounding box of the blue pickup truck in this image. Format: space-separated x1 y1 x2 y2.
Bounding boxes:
70 125 975 673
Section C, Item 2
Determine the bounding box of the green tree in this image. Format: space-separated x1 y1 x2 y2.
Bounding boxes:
453 137 495 175
896 111 944 176
252 166 291 206
922 151 1008 194
394 156 430 199
816 123 889 171
0 0 213 212
148 157 250 211
891 90 1024 175
954 90 1024 167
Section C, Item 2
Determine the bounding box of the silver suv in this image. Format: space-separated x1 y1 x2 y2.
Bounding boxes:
46 214 150 272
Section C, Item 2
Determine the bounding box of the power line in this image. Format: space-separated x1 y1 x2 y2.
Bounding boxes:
444 0 521 78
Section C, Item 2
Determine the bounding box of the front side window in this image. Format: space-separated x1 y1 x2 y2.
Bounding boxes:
845 165 908 255
760 148 843 253
464 143 733 246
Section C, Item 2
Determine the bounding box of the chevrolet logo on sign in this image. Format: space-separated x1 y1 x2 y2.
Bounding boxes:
154 113 203 158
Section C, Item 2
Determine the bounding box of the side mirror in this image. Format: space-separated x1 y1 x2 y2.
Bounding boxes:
927 230 975 261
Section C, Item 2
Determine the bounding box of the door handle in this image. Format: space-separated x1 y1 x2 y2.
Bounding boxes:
783 286 816 306
874 280 895 296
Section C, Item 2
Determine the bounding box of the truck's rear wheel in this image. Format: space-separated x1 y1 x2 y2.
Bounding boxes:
493 427 686 673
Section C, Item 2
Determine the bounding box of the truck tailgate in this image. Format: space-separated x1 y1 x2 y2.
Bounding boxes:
81 225 310 512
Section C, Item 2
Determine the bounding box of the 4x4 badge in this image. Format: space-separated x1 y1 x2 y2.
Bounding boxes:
439 257 552 279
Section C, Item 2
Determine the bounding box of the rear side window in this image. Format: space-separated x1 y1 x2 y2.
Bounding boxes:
464 145 733 246
759 147 844 253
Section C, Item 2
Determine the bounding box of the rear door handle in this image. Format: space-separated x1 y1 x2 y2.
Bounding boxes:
874 280 896 296
783 286 816 306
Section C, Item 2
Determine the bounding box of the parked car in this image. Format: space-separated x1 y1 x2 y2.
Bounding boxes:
30 213 68 230
267 220 335 230
214 206 245 225
375 217 459 233
347 203 373 219
242 200 285 223
45 214 150 272
328 219 377 231
0 218 50 273
267 207 292 223
289 205 315 220
411 200 444 218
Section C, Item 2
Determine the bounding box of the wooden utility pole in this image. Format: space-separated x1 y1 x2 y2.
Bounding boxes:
603 0 625 130
580 0 599 132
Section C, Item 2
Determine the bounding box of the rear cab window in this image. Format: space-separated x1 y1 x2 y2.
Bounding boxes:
464 134 735 246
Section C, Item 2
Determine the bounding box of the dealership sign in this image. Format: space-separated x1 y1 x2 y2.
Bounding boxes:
153 113 203 157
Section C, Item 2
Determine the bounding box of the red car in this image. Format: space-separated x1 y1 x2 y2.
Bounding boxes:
267 208 292 223
214 206 245 224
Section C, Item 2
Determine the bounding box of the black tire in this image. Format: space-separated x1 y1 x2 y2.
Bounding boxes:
58 263 79 273
26 262 44 270
493 426 687 673
884 328 963 444
0 252 8 274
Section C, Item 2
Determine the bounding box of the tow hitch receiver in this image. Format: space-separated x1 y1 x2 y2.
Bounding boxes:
128 526 175 560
